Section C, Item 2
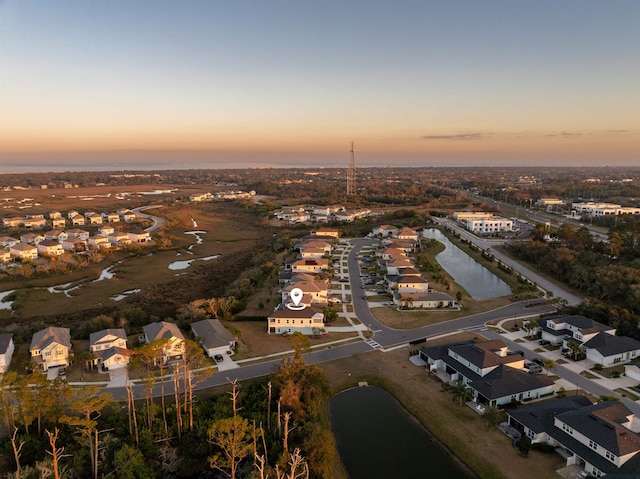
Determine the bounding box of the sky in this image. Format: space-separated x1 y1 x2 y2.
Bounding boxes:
1 0 639 171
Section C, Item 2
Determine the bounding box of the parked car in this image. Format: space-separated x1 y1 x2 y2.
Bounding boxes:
538 339 551 346
532 358 544 366
214 354 224 363
526 363 542 374
339 278 349 283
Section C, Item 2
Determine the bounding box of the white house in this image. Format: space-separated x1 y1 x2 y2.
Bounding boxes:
0 334 15 373
128 231 151 243
10 243 38 260
36 240 64 256
267 306 325 335
89 329 129 371
0 250 10 263
582 333 640 367
30 327 71 371
191 319 236 359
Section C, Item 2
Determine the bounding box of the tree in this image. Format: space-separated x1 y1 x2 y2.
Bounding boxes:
113 443 155 479
542 359 556 376
208 416 253 479
451 380 472 406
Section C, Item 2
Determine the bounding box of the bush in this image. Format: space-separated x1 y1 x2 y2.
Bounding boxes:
594 363 603 371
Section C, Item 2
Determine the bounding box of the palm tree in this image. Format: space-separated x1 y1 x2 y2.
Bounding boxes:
451 380 472 406
542 359 556 376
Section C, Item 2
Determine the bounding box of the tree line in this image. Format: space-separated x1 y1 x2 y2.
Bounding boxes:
0 334 336 479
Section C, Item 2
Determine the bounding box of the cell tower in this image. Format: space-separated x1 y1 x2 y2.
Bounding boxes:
346 142 356 196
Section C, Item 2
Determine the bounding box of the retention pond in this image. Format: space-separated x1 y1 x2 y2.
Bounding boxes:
422 228 510 299
330 386 476 479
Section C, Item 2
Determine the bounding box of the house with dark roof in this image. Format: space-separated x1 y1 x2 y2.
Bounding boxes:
419 339 555 407
508 399 640 477
191 319 236 359
0 334 15 373
583 333 640 367
30 327 71 371
89 329 130 371
539 314 613 347
142 321 185 363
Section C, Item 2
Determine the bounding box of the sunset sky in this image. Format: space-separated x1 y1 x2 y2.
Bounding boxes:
1 0 639 171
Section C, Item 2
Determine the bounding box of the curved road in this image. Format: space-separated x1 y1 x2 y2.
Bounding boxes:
110 236 556 401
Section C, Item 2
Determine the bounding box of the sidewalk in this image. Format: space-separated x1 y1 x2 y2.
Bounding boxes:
495 319 640 401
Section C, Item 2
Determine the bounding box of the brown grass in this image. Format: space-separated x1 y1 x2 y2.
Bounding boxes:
320 335 565 479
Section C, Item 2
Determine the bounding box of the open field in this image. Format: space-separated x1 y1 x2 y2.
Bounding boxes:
319 333 566 479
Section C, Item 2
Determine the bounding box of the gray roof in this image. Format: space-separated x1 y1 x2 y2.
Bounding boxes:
0 334 13 354
191 319 235 350
584 333 640 357
30 327 71 351
508 396 592 434
89 328 127 347
143 321 185 342
469 367 554 401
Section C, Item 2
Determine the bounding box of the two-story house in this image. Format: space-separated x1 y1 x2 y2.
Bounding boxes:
0 334 15 373
508 398 640 477
267 306 325 336
420 339 554 407
142 321 185 363
89 328 129 371
30 327 71 371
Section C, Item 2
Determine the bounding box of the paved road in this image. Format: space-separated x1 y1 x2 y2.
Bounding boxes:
109 237 555 401
132 205 165 232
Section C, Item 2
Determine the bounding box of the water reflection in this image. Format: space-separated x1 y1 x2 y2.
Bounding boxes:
422 229 510 300
330 386 475 479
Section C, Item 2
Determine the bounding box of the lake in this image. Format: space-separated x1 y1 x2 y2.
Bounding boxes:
330 386 475 479
422 228 511 299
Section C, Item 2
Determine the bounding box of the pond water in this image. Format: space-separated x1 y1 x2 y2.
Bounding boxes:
0 290 15 310
422 229 511 299
330 386 475 479
168 255 219 271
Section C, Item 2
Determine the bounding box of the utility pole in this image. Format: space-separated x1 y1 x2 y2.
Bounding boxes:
346 142 356 196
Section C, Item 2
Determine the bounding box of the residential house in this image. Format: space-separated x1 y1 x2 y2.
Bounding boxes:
108 232 132 246
119 209 137 222
48 211 62 219
419 339 554 407
298 240 332 258
191 319 236 359
2 217 24 228
66 228 90 241
128 231 151 243
508 398 640 477
10 243 38 260
1 217 24 228
267 306 325 335
395 227 419 241
290 258 329 274
98 225 115 236
70 214 85 226
87 213 103 225
142 321 185 363
30 327 71 371
0 334 15 373
282 279 329 306
67 210 80 219
20 233 45 245
88 235 111 250
394 291 456 309
36 240 64 256
23 217 47 229
372 225 397 237
189 193 213 202
0 236 19 248
103 212 120 223
395 275 430 293
89 329 129 371
50 217 66 229
539 314 615 356
44 230 68 242
0 250 10 263
582 333 640 367
310 227 339 238
62 237 87 252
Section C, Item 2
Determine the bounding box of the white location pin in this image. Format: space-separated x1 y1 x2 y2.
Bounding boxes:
290 288 303 306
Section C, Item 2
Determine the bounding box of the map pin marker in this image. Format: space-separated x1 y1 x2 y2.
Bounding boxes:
290 288 303 306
